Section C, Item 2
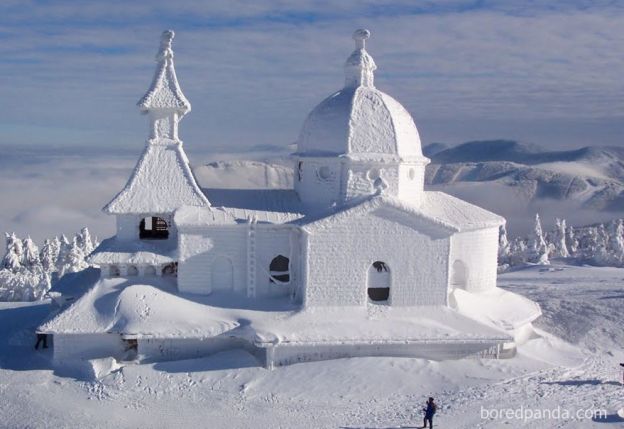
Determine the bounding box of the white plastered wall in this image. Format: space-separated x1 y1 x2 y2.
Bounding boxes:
397 163 425 205
53 333 125 362
448 227 499 293
177 227 247 295
294 158 342 209
303 210 450 307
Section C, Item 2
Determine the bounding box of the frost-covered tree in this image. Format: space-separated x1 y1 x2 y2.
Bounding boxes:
56 234 72 277
551 218 570 258
2 233 23 272
22 237 41 271
1 227 96 302
66 236 88 274
498 224 510 266
77 227 95 256
565 225 579 256
39 238 60 274
508 237 527 266
528 214 549 264
609 219 624 263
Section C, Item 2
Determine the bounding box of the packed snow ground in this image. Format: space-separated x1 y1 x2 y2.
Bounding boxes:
1 262 623 428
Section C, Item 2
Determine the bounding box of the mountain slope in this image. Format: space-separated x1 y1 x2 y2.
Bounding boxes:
424 141 624 215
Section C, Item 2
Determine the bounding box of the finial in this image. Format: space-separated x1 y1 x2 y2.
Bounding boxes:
157 30 175 61
353 29 370 50
138 29 191 142
344 29 376 88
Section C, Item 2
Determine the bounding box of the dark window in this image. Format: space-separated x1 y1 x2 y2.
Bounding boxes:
269 255 290 283
368 261 390 302
162 262 178 276
368 287 390 301
140 217 169 240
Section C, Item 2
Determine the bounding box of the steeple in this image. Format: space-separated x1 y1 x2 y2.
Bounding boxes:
138 30 191 143
344 29 377 88
105 30 210 216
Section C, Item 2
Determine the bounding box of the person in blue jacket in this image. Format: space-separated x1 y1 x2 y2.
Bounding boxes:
422 397 436 428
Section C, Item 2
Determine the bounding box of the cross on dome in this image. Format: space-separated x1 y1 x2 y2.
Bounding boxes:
344 28 377 88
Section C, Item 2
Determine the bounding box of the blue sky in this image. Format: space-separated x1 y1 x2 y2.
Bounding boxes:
1 0 623 152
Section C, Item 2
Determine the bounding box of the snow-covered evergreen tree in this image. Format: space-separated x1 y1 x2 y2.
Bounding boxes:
39 238 59 274
66 236 88 274
610 219 624 263
498 224 510 266
77 227 95 256
528 214 549 264
0 227 94 302
56 234 72 277
2 233 23 272
22 237 41 272
552 218 570 258
566 225 579 256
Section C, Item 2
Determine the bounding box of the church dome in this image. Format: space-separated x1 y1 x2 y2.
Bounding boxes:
297 29 425 161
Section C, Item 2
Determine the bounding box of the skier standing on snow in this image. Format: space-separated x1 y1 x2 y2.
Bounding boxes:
422 397 436 428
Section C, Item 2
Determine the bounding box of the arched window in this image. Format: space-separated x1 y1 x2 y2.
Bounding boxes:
269 255 290 284
451 260 468 290
127 265 138 276
109 265 120 277
162 262 177 276
140 217 169 240
368 261 390 302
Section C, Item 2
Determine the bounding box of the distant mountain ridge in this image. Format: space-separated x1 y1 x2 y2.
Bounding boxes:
424 140 624 212
427 140 624 169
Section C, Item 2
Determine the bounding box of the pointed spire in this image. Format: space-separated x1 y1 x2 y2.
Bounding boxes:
138 30 191 143
344 29 377 88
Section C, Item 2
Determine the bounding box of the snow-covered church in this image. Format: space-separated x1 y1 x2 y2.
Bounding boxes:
40 30 541 368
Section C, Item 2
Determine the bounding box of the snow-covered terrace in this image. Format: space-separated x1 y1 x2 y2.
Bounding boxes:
39 277 511 365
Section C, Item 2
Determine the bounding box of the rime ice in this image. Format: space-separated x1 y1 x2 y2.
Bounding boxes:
40 30 541 367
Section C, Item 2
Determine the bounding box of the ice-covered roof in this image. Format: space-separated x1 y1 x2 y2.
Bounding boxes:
137 30 190 114
296 30 427 162
296 191 504 234
39 278 238 337
88 237 177 265
175 205 304 229
202 188 304 214
174 206 237 227
421 192 506 231
104 142 210 214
